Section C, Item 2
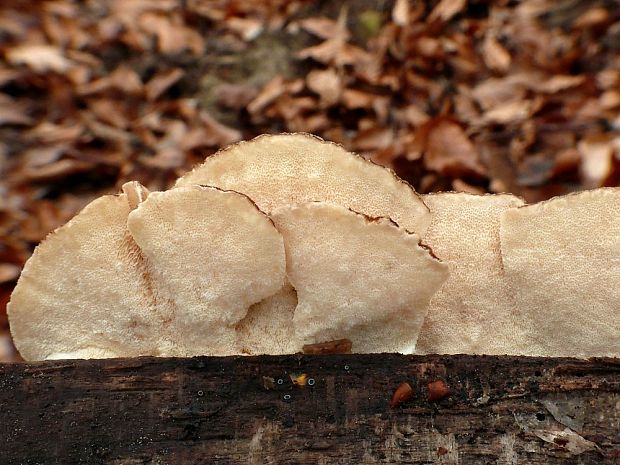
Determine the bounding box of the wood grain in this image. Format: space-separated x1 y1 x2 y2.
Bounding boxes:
1 354 619 464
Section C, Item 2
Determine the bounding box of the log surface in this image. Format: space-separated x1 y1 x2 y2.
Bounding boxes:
1 354 619 464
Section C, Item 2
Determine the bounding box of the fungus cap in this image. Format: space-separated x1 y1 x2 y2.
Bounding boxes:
126 185 287 356
270 202 448 353
175 133 430 236
416 192 534 355
8 185 166 360
235 282 300 355
499 188 620 357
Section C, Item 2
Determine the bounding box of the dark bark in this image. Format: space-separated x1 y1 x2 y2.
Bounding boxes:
1 354 619 464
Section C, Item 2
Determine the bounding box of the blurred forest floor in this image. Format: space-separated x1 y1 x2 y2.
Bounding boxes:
1 0 619 361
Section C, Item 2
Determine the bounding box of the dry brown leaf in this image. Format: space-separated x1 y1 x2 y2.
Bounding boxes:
413 37 440 57
18 193 108 245
179 126 211 151
482 35 511 73
141 147 185 169
422 119 485 177
82 115 132 145
22 146 66 168
341 88 374 109
353 127 394 152
451 179 485 195
299 17 348 41
6 45 72 73
578 136 613 187
298 39 371 66
573 7 609 29
0 99 33 126
400 104 430 126
199 111 242 146
392 0 410 26
226 17 263 41
428 0 466 23
88 99 130 129
27 122 83 144
139 12 204 55
306 68 342 106
145 68 185 101
0 333 18 362
535 75 585 93
0 69 20 87
247 75 286 115
0 264 20 284
483 99 533 125
599 90 620 110
596 69 619 89
78 65 143 95
18 159 94 183
552 148 581 178
215 84 259 109
514 413 599 456
405 70 444 101
302 339 352 354
297 8 371 66
471 74 530 109
271 95 316 121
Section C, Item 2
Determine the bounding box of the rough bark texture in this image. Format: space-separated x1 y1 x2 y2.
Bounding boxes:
1 354 619 464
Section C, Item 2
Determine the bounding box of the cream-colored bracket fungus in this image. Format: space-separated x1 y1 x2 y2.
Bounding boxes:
271 202 449 353
235 282 299 355
416 193 536 355
126 185 287 356
175 133 433 354
500 188 620 357
175 133 431 236
9 183 287 360
8 182 164 360
10 130 618 361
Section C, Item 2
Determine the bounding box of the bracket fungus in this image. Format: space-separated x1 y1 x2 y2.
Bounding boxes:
175 132 434 354
7 133 620 360
416 192 536 355
8 182 165 360
9 183 287 360
235 282 299 355
126 185 287 356
271 202 448 353
175 133 431 236
499 188 620 357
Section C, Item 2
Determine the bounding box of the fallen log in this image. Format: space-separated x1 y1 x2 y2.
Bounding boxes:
1 354 619 464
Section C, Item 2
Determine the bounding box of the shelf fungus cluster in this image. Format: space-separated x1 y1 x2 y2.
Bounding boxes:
7 134 620 360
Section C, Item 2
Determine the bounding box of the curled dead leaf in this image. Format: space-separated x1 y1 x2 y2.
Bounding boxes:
428 0 466 23
392 0 410 26
6 45 72 73
247 76 286 115
18 159 94 183
420 119 486 177
306 68 342 106
145 68 185 101
482 35 511 73
0 264 20 284
578 136 613 187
